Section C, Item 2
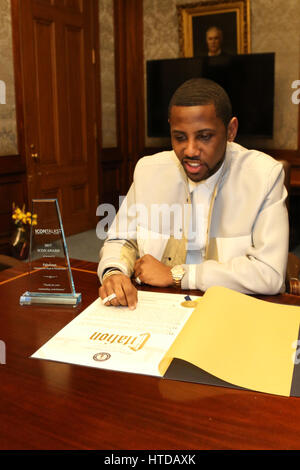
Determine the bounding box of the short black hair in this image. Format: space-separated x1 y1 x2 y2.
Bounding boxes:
168 78 232 127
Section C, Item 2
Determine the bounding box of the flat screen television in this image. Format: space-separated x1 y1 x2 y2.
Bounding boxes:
146 53 275 138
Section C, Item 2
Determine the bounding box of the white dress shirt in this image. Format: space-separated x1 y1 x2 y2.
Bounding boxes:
186 162 224 288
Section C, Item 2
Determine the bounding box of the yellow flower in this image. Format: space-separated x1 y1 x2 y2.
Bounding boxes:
12 203 38 226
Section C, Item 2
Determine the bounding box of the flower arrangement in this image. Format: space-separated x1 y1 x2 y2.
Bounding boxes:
12 203 37 227
10 203 37 259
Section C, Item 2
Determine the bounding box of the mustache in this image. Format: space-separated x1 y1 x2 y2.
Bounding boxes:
182 157 210 169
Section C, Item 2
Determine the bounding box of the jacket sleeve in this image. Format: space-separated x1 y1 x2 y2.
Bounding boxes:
97 183 139 282
181 165 289 295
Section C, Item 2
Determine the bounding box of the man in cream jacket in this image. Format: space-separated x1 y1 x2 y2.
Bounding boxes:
98 78 289 309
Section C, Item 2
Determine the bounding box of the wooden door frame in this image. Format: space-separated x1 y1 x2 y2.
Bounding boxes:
114 0 145 190
10 0 27 181
90 0 103 207
99 0 145 207
10 0 103 207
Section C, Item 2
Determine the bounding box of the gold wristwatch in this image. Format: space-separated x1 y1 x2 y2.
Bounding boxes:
171 265 185 287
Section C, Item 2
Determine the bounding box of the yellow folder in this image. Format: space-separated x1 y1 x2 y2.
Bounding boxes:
160 286 300 397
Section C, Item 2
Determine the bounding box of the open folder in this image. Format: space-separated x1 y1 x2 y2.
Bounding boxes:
31 286 300 397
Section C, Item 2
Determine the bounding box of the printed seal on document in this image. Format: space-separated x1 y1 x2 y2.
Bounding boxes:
93 352 111 362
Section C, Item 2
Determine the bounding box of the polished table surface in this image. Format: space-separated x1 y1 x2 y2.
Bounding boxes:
1 259 300 450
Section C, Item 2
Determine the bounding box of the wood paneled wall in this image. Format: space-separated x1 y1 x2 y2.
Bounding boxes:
100 0 145 207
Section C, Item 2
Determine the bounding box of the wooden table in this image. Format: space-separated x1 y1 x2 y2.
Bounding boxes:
1 259 300 450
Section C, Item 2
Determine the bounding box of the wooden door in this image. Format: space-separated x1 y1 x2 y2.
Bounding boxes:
12 0 100 235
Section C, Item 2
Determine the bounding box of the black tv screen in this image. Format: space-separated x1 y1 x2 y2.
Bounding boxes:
146 53 275 138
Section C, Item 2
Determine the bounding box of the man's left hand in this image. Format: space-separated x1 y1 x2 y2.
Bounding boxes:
134 254 173 287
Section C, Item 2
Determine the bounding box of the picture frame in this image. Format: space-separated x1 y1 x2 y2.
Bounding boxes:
177 0 251 57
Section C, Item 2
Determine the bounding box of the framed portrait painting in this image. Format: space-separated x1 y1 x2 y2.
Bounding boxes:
177 0 251 57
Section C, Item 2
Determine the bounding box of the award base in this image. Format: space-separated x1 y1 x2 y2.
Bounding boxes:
20 291 82 307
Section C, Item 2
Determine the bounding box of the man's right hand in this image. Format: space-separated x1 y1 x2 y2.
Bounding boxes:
99 273 138 310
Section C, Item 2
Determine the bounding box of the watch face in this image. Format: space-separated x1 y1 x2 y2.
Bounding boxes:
172 265 185 279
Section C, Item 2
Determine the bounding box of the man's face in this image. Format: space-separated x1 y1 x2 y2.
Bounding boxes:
169 104 235 182
206 28 222 55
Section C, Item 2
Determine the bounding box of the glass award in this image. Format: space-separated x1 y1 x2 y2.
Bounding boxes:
20 199 82 306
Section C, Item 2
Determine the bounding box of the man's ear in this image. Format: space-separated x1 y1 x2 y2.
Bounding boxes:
227 117 238 141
